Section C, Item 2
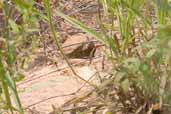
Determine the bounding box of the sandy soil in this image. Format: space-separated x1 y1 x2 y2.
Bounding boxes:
17 58 105 114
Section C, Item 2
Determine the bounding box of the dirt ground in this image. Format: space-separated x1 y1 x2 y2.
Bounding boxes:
15 0 109 113
17 57 109 114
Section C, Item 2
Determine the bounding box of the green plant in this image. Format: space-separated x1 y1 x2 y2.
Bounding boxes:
56 0 171 113
0 0 40 113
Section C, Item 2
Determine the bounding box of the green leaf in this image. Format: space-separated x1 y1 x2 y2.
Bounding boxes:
7 43 17 65
0 58 13 112
9 19 19 33
27 28 39 33
56 11 107 45
5 72 24 114
14 73 25 82
105 111 113 114
13 0 32 9
145 49 156 59
121 0 151 25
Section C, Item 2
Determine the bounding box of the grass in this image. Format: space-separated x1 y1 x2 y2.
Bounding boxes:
0 0 171 113
56 0 171 113
0 0 39 113
0 1 24 114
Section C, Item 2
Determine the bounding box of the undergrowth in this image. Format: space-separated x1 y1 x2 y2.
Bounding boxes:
56 0 171 113
0 0 171 114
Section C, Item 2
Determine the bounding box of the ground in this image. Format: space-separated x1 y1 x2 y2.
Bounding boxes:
17 57 109 113
16 0 113 113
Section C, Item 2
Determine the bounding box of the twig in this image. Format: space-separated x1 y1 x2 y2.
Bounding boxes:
61 104 105 112
24 70 99 108
17 56 102 86
43 0 96 88
25 93 75 108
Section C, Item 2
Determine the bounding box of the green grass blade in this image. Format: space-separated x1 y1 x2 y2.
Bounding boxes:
121 0 151 25
0 57 13 113
5 73 24 114
56 11 107 45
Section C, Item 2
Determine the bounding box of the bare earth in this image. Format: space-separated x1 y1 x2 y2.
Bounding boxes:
17 58 105 114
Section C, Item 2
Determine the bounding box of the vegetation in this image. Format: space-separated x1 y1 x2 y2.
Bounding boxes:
0 0 171 114
57 0 171 113
0 0 39 113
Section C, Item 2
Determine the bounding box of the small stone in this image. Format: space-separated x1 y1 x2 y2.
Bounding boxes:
75 66 96 81
62 33 95 58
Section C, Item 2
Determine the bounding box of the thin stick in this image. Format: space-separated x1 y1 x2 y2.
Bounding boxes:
43 0 96 87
